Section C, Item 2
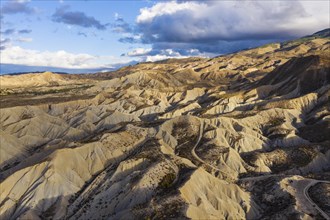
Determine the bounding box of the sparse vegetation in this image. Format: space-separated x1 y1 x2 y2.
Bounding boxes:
159 172 176 189
267 117 285 126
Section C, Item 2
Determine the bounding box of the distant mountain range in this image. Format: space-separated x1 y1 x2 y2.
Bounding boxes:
0 61 138 75
0 63 115 75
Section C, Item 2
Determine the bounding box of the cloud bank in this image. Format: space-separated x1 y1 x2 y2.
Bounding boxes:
0 46 137 69
121 0 330 57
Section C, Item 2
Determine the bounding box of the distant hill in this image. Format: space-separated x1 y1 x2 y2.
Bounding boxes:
0 63 117 75
1 63 140 75
309 28 330 38
281 28 330 47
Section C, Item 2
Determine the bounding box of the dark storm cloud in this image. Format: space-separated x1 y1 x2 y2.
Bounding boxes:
0 1 36 14
52 6 107 30
151 40 276 55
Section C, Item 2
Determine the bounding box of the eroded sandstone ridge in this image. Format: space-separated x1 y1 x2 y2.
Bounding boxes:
1 29 329 219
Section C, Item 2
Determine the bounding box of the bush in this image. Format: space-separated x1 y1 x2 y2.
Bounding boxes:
268 117 285 126
159 173 176 188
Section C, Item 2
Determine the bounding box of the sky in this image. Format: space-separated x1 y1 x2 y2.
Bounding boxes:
0 0 329 72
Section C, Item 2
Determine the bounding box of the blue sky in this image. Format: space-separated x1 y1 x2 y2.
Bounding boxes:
1 0 329 71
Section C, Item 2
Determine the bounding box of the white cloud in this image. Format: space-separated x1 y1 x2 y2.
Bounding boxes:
145 54 186 62
125 47 210 63
126 48 152 56
137 1 206 23
0 46 136 69
16 37 33 42
114 12 121 20
135 0 329 43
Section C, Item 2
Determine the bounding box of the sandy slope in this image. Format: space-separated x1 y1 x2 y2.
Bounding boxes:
0 30 329 219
